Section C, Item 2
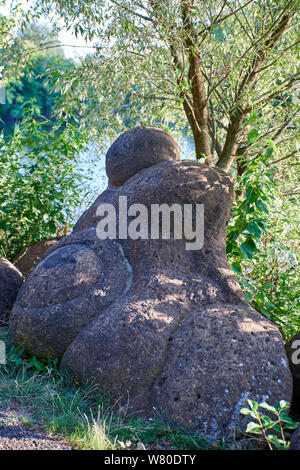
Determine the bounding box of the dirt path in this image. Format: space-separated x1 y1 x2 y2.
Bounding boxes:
0 408 73 450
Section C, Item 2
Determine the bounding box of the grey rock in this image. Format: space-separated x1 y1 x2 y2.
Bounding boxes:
10 229 132 359
0 257 23 324
290 423 300 450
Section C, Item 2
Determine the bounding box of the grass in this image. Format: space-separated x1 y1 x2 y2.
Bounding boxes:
0 327 213 450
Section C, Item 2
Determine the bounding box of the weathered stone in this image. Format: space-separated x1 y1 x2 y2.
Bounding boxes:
9 127 293 443
0 257 23 324
13 238 60 278
105 126 180 186
10 229 132 359
290 423 300 450
285 332 300 420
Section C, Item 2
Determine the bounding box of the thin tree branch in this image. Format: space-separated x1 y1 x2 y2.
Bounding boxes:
109 0 154 23
180 0 213 164
216 8 294 171
198 0 256 36
268 150 298 166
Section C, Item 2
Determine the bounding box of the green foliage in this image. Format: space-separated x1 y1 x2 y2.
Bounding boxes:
0 3 44 86
0 16 92 260
0 53 74 136
227 150 275 266
32 0 299 166
5 342 59 375
240 399 298 450
0 21 74 136
227 141 299 339
0 110 88 260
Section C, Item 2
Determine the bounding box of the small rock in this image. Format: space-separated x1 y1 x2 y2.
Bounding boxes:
0 257 23 324
13 238 60 278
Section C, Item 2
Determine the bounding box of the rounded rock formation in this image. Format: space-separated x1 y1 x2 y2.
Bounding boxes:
9 127 293 442
10 230 132 359
106 126 180 186
0 257 24 324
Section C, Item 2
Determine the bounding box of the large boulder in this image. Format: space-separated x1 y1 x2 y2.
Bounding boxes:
9 127 293 442
285 332 300 420
13 238 60 278
0 257 23 324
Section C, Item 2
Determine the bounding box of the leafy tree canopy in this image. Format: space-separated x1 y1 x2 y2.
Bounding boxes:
0 18 74 135
0 7 91 259
32 0 299 174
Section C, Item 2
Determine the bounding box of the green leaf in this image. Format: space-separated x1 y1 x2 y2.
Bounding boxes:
232 262 242 275
247 399 259 410
247 129 259 143
259 402 277 413
279 400 289 410
244 292 253 302
245 221 262 239
267 435 287 450
240 408 252 416
265 139 277 154
264 283 273 289
246 422 261 434
255 199 269 214
240 239 257 259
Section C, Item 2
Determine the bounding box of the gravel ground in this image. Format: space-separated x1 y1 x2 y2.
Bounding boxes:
0 408 73 450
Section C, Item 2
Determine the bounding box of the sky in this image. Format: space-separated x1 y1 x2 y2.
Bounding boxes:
1 0 95 59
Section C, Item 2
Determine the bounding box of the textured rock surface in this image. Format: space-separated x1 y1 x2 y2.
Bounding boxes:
0 257 23 323
290 423 300 450
106 126 180 186
13 238 60 278
10 229 132 359
10 127 293 442
285 332 300 420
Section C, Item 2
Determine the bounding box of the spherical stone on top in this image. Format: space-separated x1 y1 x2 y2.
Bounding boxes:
105 126 181 186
